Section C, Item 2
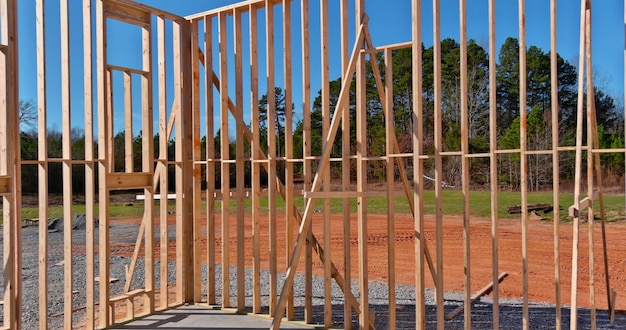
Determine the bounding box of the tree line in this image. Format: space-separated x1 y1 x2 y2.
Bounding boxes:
19 37 624 194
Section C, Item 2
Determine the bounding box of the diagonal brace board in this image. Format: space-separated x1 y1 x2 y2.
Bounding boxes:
271 21 369 329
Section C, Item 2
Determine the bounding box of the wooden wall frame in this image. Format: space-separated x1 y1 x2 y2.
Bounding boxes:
0 0 621 329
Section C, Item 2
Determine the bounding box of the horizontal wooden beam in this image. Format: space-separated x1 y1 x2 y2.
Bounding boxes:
107 64 149 76
106 0 184 22
106 172 152 190
304 190 406 199
0 176 11 195
104 1 150 27
568 191 599 217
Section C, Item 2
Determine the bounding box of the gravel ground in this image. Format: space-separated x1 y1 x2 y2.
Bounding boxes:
1 222 625 329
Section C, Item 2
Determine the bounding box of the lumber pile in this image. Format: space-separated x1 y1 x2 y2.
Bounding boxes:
506 203 552 214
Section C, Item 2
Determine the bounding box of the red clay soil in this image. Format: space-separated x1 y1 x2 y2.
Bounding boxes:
111 213 626 312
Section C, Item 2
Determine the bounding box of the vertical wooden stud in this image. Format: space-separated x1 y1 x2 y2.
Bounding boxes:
83 0 96 326
432 0 445 327
265 0 278 316
300 0 313 323
124 70 133 172
203 14 216 307
36 0 49 328
249 5 261 313
384 48 396 330
142 20 155 314
550 0 561 328
96 0 111 325
233 8 246 312
191 18 203 304
518 0 529 327
340 0 352 327
60 0 74 327
157 15 169 310
173 19 185 304
282 0 295 320
488 0 500 327
412 0 426 328
218 11 231 308
320 0 332 326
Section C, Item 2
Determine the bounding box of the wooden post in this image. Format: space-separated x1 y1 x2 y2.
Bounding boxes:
301 0 314 323
550 0 562 328
233 8 246 313
384 48 396 330
203 14 216 307
488 0 500 327
218 11 231 308
36 1 49 328
340 0 352 327
61 1 74 327
83 0 96 326
412 0 426 328
96 0 111 326
157 15 169 310
191 18 203 304
249 4 261 314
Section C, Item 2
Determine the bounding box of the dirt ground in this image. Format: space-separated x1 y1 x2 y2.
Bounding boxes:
112 211 626 312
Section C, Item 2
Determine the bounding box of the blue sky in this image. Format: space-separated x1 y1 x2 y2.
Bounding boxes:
15 0 624 135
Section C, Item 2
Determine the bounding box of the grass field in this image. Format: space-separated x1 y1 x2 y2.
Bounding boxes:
6 190 625 223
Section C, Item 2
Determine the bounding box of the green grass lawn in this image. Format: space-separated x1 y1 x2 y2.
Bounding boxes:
4 190 625 223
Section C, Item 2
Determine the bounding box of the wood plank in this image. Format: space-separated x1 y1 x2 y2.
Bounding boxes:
265 0 278 317
96 0 111 325
445 273 509 321
283 0 295 321
411 0 427 327
106 172 152 190
203 14 216 307
191 17 202 305
82 0 96 327
218 11 231 308
60 1 74 327
106 0 184 22
107 64 149 76
124 71 133 173
0 176 10 195
104 0 150 27
172 20 184 305
549 0 561 327
384 47 396 330
340 0 350 326
157 15 169 310
35 1 48 328
488 0 500 326
248 5 261 314
233 8 246 312
300 0 313 324
320 0 332 326
141 20 155 314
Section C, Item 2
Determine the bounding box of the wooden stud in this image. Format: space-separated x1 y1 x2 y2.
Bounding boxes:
97 0 111 325
191 18 203 304
157 15 169 310
83 0 96 326
459 0 471 326
340 0 351 327
124 70 133 173
570 0 587 327
488 0 500 327
203 14 216 307
384 48 396 330
412 0 426 328
142 19 155 315
249 5 261 313
584 6 597 328
218 11 231 308
432 0 445 327
233 8 246 312
320 0 332 326
283 0 295 320
265 0 278 317
301 0 313 323
60 0 74 327
173 19 184 305
36 0 49 328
